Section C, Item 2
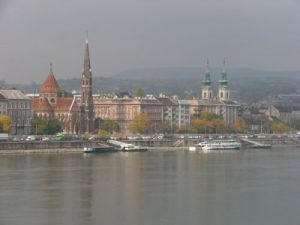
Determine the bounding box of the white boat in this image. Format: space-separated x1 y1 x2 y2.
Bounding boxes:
202 140 241 152
120 144 148 152
107 140 147 152
189 141 209 151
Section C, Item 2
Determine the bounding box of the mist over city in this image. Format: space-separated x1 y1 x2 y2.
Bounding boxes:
1 0 300 84
1 2 300 225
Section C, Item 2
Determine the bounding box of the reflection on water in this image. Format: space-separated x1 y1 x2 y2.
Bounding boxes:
1 149 300 225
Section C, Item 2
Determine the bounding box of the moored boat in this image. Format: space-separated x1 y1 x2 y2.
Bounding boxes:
83 145 118 153
120 144 148 152
202 140 241 152
189 141 209 151
251 144 272 149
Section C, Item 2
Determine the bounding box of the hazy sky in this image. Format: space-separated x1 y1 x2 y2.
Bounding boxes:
1 0 300 83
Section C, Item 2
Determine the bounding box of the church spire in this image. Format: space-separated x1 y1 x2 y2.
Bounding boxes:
50 63 53 74
201 58 213 100
218 58 230 100
219 58 228 87
204 59 211 86
80 34 94 133
83 37 92 77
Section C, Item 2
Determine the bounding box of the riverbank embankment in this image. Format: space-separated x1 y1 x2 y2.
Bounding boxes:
0 138 298 154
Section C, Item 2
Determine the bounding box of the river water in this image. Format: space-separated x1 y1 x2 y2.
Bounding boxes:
1 148 300 225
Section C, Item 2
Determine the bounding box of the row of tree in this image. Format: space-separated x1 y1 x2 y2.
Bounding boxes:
0 116 62 134
97 112 291 135
0 112 294 135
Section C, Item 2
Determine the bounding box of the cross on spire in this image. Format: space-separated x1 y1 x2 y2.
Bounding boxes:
222 58 226 73
50 63 53 74
85 30 89 44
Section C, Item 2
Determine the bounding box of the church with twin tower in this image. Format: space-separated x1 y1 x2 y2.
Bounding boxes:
201 60 230 101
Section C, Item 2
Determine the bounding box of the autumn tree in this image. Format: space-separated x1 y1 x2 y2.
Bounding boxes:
190 111 227 134
98 129 109 140
32 118 62 135
46 119 62 134
32 118 48 134
175 125 189 134
128 113 150 134
156 120 172 133
234 117 249 133
190 119 213 133
271 121 290 134
213 119 227 133
0 115 12 133
100 119 119 134
200 111 222 121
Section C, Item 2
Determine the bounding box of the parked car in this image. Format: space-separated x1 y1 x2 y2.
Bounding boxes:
42 137 50 141
26 135 36 141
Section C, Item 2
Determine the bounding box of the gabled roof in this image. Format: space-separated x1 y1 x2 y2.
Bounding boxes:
32 97 53 111
40 72 61 94
54 98 74 111
32 96 75 112
0 89 30 100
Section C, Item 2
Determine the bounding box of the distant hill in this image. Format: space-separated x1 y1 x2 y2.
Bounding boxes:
110 67 300 103
2 67 300 104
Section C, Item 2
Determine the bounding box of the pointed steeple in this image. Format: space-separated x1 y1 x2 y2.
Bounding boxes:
83 37 92 79
50 62 53 74
203 59 211 86
80 34 94 133
218 58 230 100
219 58 228 87
40 64 61 94
201 59 213 100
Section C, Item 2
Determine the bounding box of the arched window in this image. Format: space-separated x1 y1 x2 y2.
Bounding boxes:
50 98 55 104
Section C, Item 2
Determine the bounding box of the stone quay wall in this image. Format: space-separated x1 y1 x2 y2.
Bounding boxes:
0 138 296 152
0 141 89 151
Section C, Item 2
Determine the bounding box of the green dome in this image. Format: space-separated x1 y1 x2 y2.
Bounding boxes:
219 71 228 86
203 69 211 86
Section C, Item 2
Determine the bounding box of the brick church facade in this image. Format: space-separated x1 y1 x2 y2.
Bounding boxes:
32 65 81 133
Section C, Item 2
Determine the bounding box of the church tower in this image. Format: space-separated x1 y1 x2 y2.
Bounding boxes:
218 59 230 101
201 60 213 100
39 63 61 105
80 36 94 133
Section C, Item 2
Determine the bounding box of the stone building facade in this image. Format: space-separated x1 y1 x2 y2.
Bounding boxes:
93 95 162 134
0 89 33 134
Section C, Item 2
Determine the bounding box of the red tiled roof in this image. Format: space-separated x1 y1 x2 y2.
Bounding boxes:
32 97 53 111
54 98 73 111
40 73 61 94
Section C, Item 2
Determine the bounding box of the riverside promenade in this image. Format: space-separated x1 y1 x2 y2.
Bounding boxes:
0 139 177 153
0 136 298 153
